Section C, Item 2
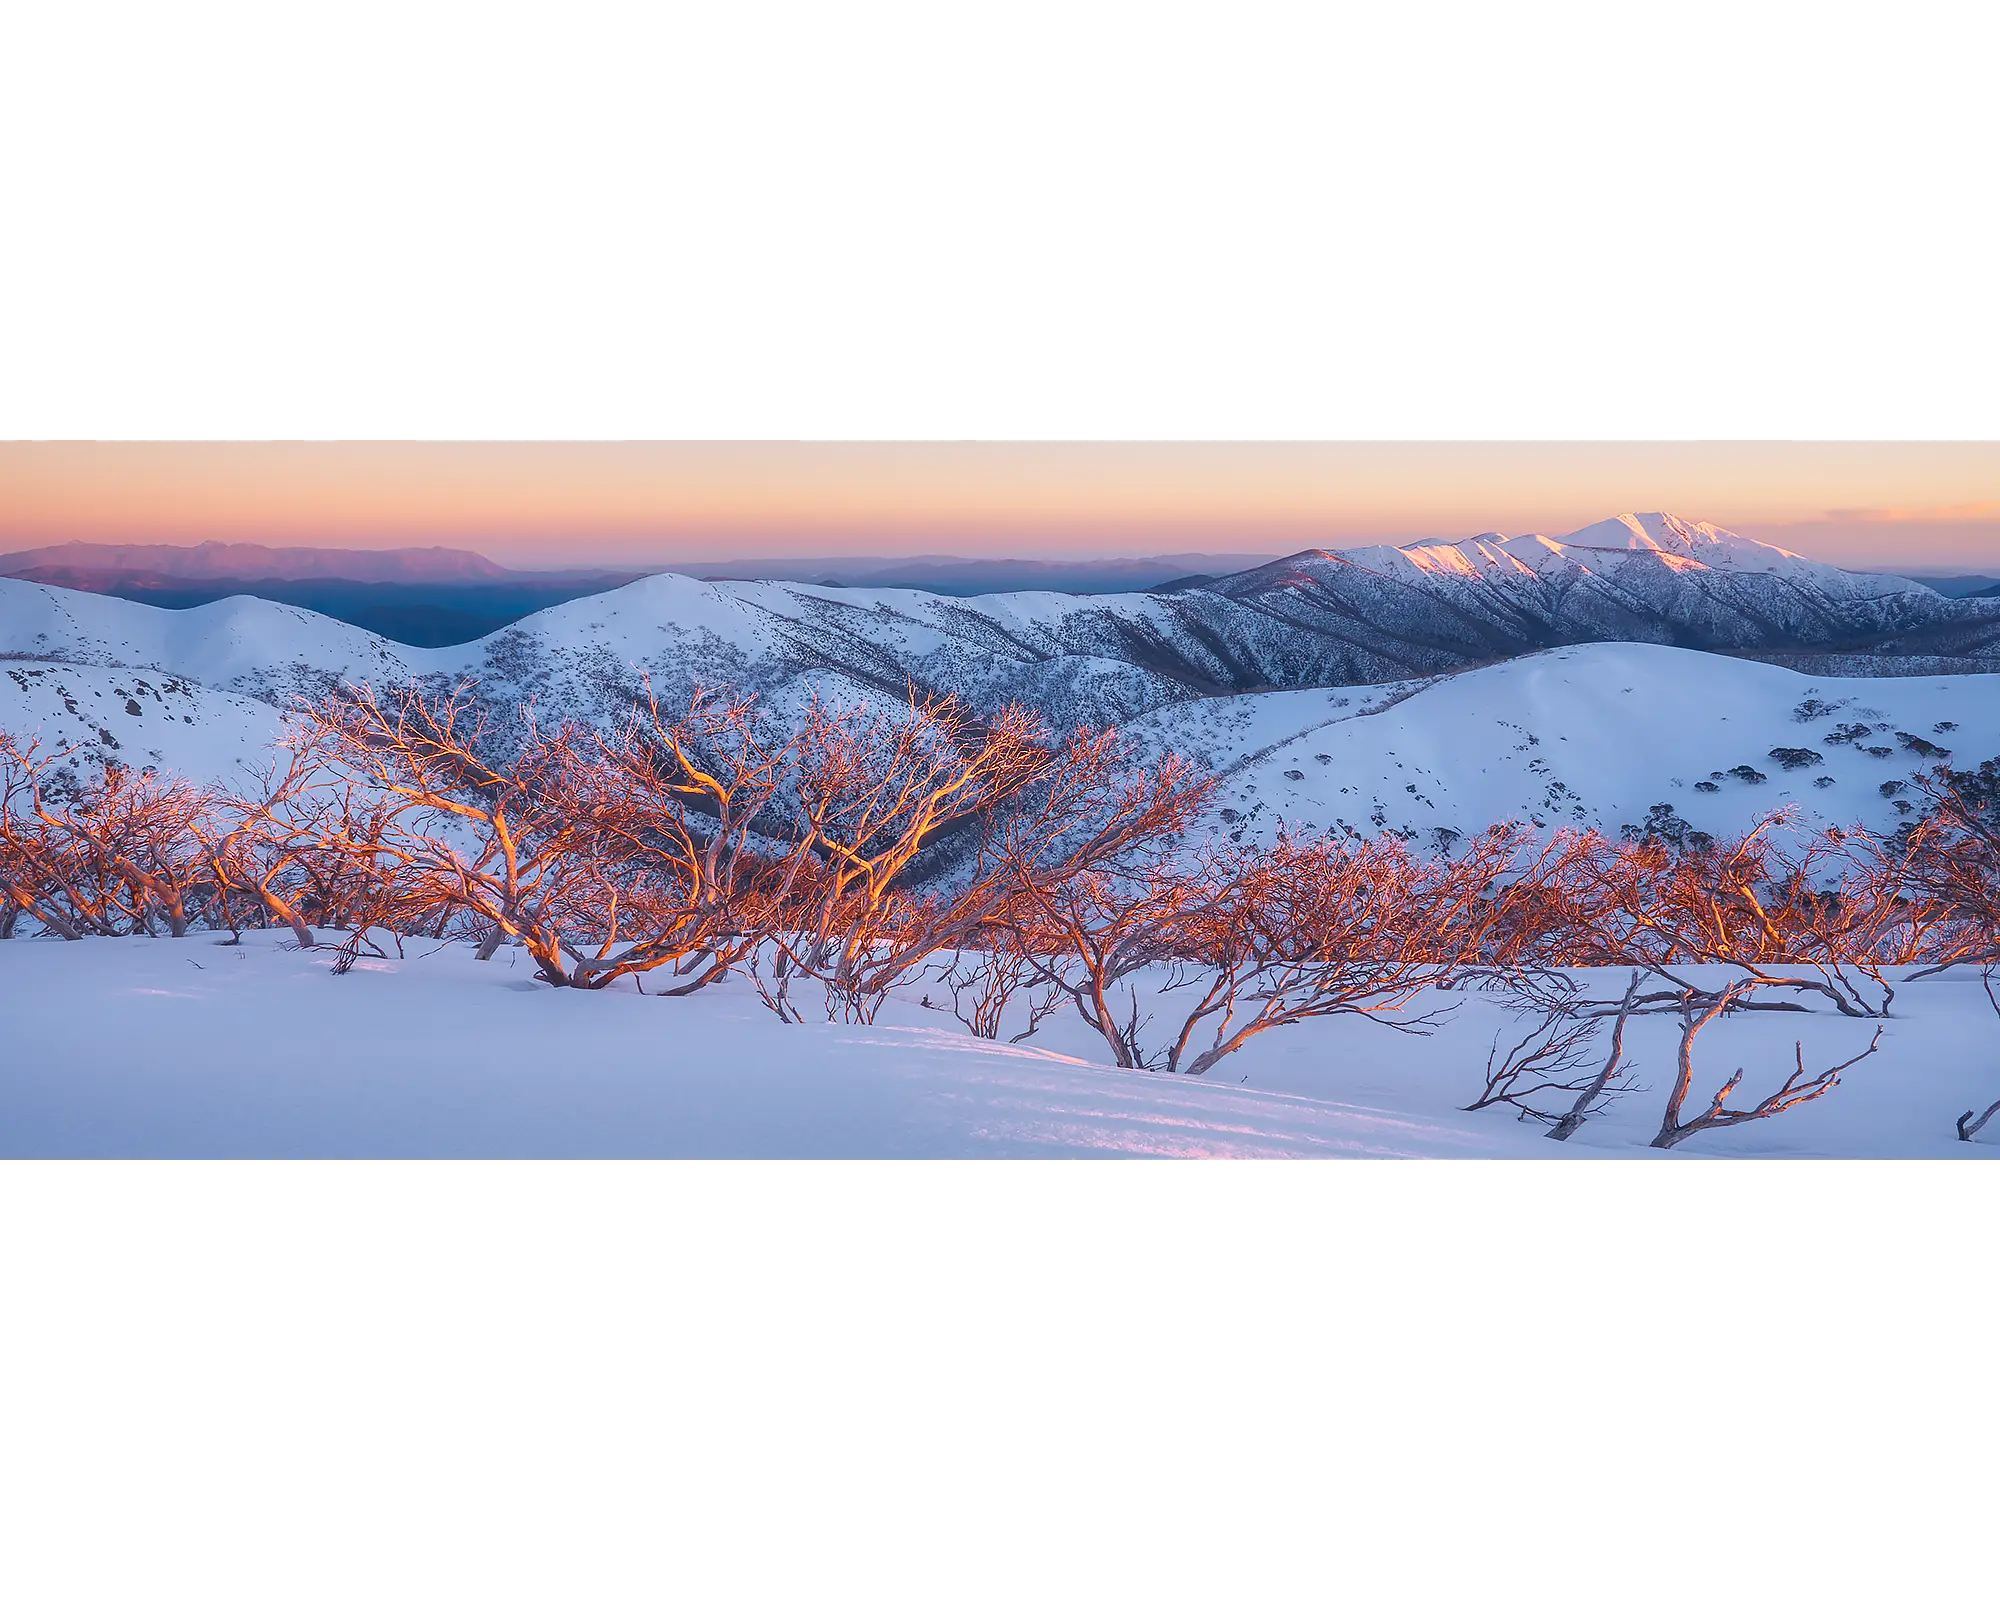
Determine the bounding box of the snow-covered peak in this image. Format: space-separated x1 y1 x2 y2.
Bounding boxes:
1354 512 1927 597
1559 512 1796 571
1340 514 1785 582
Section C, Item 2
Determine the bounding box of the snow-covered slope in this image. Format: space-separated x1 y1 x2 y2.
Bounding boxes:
1 661 286 789
0 577 419 699
1137 644 1991 848
4 931 1995 1157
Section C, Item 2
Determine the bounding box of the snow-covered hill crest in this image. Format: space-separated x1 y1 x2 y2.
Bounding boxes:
1135 644 1991 849
0 576 420 700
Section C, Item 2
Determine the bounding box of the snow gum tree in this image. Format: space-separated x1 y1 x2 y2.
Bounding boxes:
304 684 611 985
1648 981 1882 1150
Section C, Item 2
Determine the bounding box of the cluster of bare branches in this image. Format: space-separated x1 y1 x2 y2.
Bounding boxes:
1893 761 2000 977
1461 963 1893 1150
1463 970 1645 1139
0 736 210 940
1476 819 1912 1018
744 699 1063 1022
993 826 1526 1076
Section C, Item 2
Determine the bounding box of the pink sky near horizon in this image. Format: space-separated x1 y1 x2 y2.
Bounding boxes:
3 441 1999 569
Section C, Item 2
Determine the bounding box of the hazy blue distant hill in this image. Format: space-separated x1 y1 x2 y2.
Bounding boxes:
0 565 644 646
1896 572 2000 599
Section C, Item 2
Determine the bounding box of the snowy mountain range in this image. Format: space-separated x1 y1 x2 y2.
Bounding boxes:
5 513 1998 841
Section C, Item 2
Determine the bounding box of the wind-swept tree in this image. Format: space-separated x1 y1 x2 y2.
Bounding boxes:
1899 759 2000 977
0 733 87 939
1515 820 1901 1018
189 736 340 947
561 686 796 992
753 694 1060 1021
0 734 208 938
1461 970 1645 1138
1649 980 1882 1150
304 684 610 984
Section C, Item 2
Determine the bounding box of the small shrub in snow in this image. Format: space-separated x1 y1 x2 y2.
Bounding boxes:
1768 747 1823 771
936 947 1065 1043
1823 723 1872 745
1896 732 1951 760
1728 765 1767 785
1813 775 1836 789
1620 802 1701 850
1693 780 1720 793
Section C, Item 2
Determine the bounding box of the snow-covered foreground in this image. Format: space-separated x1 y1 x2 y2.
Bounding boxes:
5 931 1997 1157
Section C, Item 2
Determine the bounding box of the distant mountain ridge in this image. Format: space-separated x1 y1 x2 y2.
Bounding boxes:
0 540 517 584
0 543 1285 640
663 552 1275 594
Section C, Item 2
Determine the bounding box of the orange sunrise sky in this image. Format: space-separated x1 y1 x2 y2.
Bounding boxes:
3 442 1999 570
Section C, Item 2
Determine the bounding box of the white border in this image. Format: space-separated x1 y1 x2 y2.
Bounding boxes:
4 3 1997 439
3 1163 1989 1596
